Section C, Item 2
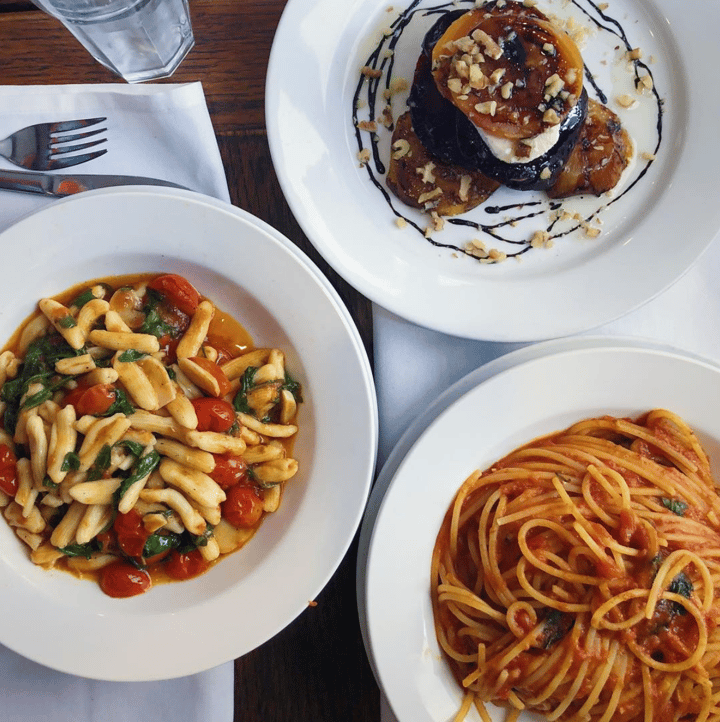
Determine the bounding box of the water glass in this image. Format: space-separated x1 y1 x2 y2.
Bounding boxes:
31 0 195 84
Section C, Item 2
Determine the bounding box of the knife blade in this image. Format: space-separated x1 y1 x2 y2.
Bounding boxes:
0 168 189 197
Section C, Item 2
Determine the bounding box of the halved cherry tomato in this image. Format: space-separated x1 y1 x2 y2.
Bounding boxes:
210 454 248 489
147 274 200 316
192 397 236 433
64 383 116 416
222 484 264 528
164 549 210 580
0 444 18 496
100 561 152 598
189 357 233 398
114 509 151 559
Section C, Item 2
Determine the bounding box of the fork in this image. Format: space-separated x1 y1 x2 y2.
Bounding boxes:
0 117 108 171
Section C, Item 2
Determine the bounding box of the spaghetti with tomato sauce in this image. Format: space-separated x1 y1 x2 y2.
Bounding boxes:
432 409 720 722
0 273 303 598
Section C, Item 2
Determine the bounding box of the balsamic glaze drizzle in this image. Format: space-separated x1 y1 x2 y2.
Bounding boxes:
352 0 664 262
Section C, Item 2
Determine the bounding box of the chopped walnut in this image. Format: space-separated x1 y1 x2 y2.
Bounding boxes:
616 94 638 109
475 100 497 116
391 139 411 160
357 119 378 132
360 65 382 79
543 108 561 124
416 161 436 184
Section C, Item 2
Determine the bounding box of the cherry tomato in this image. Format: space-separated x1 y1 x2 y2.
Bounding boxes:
147 274 200 316
192 397 236 433
190 357 233 398
210 454 248 489
114 509 151 559
222 484 264 528
64 383 116 416
164 549 210 580
100 561 152 598
0 443 18 496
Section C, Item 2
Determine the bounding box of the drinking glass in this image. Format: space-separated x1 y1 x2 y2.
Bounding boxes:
31 0 195 83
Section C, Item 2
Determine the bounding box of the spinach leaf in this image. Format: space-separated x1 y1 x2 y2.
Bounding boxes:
69 288 96 309
232 366 258 414
102 388 135 417
87 444 112 481
139 289 174 339
1 334 81 434
59 540 101 559
61 451 81 472
143 531 181 559
114 450 161 504
114 439 144 457
281 372 303 404
117 349 146 363
177 524 215 553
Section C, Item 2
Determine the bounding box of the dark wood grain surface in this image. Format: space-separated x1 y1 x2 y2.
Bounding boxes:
0 1 380 720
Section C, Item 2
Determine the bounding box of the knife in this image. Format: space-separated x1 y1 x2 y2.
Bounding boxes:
0 168 189 196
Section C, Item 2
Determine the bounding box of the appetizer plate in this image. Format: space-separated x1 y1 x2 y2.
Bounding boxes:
267 0 720 341
0 187 378 681
361 340 720 721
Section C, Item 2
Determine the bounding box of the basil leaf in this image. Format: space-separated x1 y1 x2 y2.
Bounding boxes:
661 497 687 516
42 477 59 489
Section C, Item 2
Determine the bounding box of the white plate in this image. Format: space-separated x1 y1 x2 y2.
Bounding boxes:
363 341 720 721
0 187 378 681
267 0 720 342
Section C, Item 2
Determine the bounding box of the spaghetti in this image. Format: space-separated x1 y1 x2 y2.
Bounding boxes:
431 409 720 722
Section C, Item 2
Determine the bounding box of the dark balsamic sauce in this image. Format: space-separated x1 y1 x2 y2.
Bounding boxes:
352 0 664 262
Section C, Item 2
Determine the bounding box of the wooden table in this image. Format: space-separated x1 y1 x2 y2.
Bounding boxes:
0 1 380 720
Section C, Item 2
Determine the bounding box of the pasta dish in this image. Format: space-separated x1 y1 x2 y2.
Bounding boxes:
0 273 302 597
432 410 720 721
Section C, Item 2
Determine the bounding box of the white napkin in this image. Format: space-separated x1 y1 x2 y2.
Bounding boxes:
0 82 233 722
374 233 720 721
0 82 230 228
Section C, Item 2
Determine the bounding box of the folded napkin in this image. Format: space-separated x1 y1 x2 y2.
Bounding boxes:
0 82 233 722
373 234 720 721
0 82 230 229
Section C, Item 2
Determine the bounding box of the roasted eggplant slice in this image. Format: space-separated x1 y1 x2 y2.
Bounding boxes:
548 98 633 198
431 2 584 140
408 7 588 191
386 111 499 216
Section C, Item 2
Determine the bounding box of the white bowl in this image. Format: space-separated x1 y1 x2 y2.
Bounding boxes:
0 187 378 681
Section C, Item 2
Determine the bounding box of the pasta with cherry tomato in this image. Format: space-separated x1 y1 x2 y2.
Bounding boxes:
0 273 303 598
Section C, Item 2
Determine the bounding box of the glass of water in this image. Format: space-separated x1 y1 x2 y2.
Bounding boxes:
31 0 195 83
